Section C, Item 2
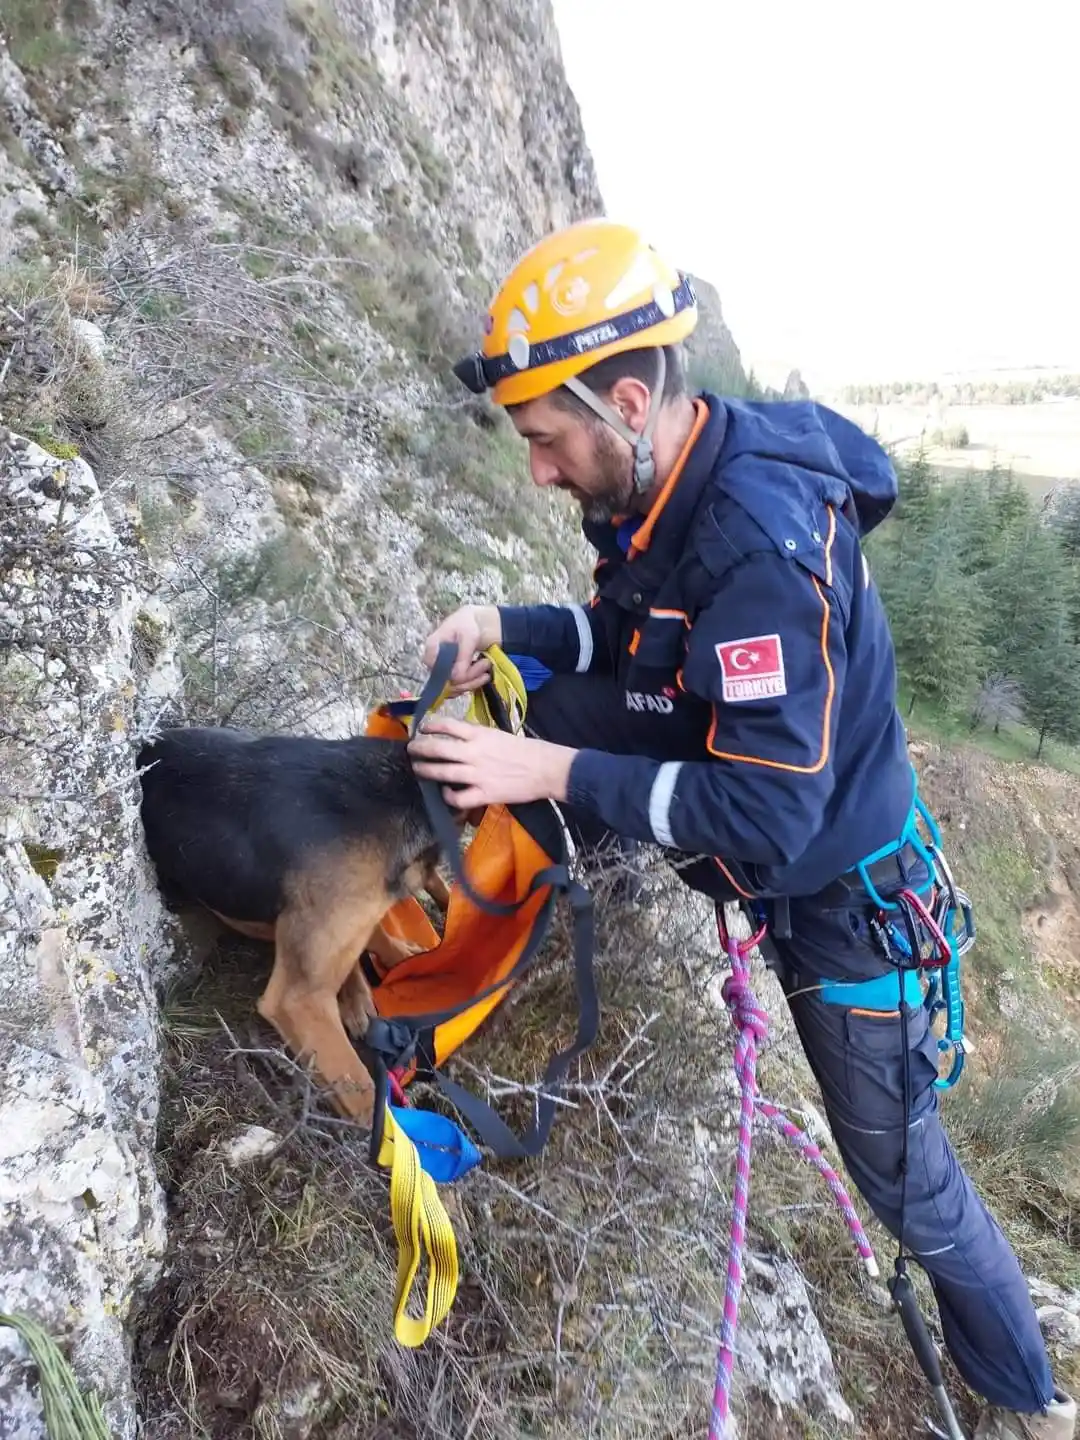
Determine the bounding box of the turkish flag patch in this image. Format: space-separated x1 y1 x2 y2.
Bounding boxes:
715 634 787 703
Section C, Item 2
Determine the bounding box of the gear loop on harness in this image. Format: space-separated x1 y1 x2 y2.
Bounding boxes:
818 780 975 1094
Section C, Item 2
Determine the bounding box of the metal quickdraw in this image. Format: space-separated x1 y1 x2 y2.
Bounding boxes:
859 776 976 1091
926 848 976 1090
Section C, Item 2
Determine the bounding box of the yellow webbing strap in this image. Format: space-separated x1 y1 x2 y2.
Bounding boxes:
372 645 525 1347
375 1108 460 1347
414 644 527 735
464 644 528 733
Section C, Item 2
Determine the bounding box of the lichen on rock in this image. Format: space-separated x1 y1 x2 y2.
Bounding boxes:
0 429 170 1437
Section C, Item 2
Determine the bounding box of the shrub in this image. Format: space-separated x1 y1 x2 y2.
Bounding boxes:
0 258 137 480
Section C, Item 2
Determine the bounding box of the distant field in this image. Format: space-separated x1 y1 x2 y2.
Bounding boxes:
829 396 1080 500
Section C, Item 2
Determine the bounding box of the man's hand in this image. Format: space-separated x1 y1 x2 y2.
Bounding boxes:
423 604 502 694
408 717 577 810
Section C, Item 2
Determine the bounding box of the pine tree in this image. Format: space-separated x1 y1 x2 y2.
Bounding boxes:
893 445 941 538
945 472 1000 577
884 526 984 717
980 520 1068 682
1049 484 1080 562
871 453 1080 745
989 463 1031 531
1018 606 1080 758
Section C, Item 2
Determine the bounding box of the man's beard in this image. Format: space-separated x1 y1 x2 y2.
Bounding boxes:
567 424 634 524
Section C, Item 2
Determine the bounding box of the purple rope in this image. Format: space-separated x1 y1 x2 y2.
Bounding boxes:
756 1099 878 1274
709 916 878 1440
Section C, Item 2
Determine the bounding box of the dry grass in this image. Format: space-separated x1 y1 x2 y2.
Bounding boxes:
0 222 406 502
91 224 373 469
835 396 1080 492
0 255 139 479
140 843 1039 1440
135 857 767 1439
141 527 409 736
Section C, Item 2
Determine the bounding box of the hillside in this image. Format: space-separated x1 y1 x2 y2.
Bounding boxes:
0 4 776 1438
2 5 1079 1439
825 368 1080 499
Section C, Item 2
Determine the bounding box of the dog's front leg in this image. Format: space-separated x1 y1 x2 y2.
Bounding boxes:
423 867 452 914
257 891 390 1127
338 962 377 1038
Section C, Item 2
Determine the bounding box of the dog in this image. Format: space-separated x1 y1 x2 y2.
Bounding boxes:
137 724 468 1127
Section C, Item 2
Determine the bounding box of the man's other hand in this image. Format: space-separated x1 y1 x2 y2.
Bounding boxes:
422 604 502 693
408 717 576 810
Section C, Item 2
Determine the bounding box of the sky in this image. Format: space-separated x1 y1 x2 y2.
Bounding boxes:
549 0 1080 391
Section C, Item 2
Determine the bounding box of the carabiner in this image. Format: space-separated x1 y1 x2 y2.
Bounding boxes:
897 888 952 967
934 1037 967 1090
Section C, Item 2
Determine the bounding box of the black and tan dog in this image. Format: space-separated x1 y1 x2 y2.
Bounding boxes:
137 725 461 1127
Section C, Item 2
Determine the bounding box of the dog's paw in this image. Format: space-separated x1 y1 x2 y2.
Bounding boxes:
338 964 378 1038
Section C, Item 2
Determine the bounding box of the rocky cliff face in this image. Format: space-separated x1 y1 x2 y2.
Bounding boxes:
0 5 818 1438
0 430 173 1435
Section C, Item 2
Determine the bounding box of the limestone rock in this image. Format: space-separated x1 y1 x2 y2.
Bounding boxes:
736 1253 855 1429
1030 1277 1080 1352
220 1125 281 1168
0 44 81 200
0 432 169 1438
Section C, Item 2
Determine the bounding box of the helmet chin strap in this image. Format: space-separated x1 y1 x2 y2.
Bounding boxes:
562 348 667 494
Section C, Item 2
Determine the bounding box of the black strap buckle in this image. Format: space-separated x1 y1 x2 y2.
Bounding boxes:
363 1018 418 1072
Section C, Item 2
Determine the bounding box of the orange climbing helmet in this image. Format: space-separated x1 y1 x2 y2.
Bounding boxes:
453 219 698 489
453 219 697 407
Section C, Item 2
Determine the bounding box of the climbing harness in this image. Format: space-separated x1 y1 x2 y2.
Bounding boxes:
821 784 977 1090
709 907 879 1440
360 643 598 1346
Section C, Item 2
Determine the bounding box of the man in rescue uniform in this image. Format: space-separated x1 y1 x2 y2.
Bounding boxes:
407 220 1075 1440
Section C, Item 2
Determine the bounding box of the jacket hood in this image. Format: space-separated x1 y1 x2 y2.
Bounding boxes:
709 394 898 540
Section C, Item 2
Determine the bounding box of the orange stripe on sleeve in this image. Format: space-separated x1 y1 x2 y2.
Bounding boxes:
706 507 838 773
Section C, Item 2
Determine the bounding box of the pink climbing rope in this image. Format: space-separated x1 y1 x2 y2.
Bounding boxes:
755 1100 878 1268
388 1068 410 1107
709 909 879 1440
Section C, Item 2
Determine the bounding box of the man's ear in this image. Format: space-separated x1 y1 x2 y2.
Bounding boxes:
606 376 652 432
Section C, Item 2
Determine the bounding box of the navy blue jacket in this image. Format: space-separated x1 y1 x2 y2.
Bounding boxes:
498 393 915 899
